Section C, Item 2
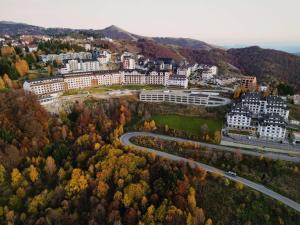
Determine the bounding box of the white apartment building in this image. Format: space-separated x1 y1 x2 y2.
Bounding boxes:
241 93 289 120
258 114 287 141
65 60 100 72
123 56 136 70
23 77 65 95
121 52 133 62
177 66 191 77
226 103 253 130
40 52 93 63
201 66 218 81
122 70 169 86
140 90 229 107
63 71 123 90
97 51 111 64
80 60 100 72
168 75 188 88
66 59 80 71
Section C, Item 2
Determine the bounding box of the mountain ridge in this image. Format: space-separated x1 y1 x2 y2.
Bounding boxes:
0 21 213 50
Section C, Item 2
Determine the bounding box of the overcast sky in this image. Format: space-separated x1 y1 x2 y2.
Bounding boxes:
1 0 300 46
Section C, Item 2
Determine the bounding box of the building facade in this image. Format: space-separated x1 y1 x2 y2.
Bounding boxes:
23 77 65 95
167 75 188 88
257 114 287 141
226 103 253 130
240 76 257 91
140 90 229 107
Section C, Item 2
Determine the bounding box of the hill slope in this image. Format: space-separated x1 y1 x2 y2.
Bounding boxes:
179 46 300 90
0 21 213 50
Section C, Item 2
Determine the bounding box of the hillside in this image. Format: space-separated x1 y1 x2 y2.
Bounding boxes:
0 21 213 50
178 46 300 90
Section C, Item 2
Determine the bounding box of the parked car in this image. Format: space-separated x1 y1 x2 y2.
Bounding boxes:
226 171 237 177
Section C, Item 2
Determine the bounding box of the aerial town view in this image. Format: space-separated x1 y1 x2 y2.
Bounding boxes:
0 0 300 224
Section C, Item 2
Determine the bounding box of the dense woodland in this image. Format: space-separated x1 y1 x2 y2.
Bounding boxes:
0 90 299 225
130 136 300 203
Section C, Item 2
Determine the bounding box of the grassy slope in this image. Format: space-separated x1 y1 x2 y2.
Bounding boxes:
151 114 222 136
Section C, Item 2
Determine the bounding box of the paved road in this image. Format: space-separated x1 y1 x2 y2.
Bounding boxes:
120 132 300 212
223 135 300 152
121 132 300 163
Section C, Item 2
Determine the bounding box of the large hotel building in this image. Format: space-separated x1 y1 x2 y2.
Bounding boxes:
23 69 171 98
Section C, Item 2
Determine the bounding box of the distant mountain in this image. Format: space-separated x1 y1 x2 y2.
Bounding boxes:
294 52 300 56
178 46 300 90
0 21 213 50
94 25 142 41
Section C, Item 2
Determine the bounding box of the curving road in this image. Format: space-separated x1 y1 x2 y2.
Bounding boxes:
121 132 300 163
120 132 300 212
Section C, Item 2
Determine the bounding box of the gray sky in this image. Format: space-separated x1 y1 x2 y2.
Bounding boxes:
1 0 300 46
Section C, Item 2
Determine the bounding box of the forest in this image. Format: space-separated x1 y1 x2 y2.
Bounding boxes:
0 90 299 225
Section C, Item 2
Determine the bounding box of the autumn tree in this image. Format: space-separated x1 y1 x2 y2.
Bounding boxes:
1 46 15 57
45 156 57 175
3 74 13 88
0 77 5 89
15 57 29 77
233 86 242 99
65 168 88 197
187 187 196 213
11 168 23 187
213 130 221 144
28 165 39 183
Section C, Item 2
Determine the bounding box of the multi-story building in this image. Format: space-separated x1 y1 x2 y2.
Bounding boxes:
177 66 191 77
241 93 289 120
226 103 253 130
97 50 112 64
240 76 257 91
168 75 188 88
23 77 65 96
65 59 100 72
80 60 101 72
226 92 289 141
258 113 287 141
157 58 175 71
66 59 80 71
40 52 93 63
122 70 169 86
140 90 229 107
63 71 123 90
123 56 136 70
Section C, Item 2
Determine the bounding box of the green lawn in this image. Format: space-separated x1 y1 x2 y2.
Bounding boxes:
151 114 222 136
63 84 164 96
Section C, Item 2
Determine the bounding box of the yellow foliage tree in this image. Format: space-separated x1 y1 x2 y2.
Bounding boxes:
15 58 29 77
235 181 244 190
3 74 13 88
213 130 221 144
0 77 5 90
233 86 242 99
205 218 213 225
65 168 88 197
94 143 101 151
187 187 197 213
186 213 193 225
0 164 5 184
1 46 15 57
11 168 23 187
97 180 109 198
16 187 26 199
28 165 39 183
